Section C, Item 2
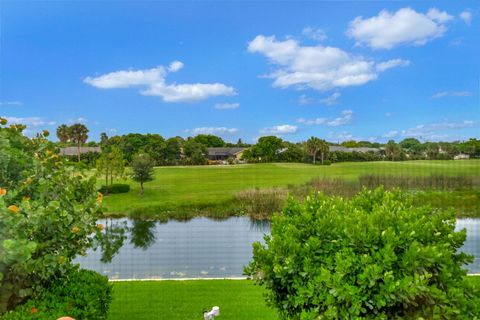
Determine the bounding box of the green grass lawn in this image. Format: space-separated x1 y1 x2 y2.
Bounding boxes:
108 277 480 320
108 280 277 320
102 160 480 215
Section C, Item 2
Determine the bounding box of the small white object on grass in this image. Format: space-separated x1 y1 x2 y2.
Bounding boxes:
204 306 220 320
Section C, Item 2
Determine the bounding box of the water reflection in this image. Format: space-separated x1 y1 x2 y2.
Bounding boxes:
130 220 156 250
79 217 478 279
91 220 128 263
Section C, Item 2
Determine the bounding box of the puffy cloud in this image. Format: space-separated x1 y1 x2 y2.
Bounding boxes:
347 7 453 49
84 62 236 103
319 92 341 105
4 117 56 127
168 60 184 72
187 127 238 135
84 66 167 89
460 10 473 25
302 27 327 41
260 124 298 135
298 110 353 127
432 90 472 98
248 35 408 91
214 102 240 110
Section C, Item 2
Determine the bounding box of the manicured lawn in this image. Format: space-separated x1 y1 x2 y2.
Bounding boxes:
108 277 480 319
102 160 480 215
108 280 277 320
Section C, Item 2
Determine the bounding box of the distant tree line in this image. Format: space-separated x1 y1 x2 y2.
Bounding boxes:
55 124 480 166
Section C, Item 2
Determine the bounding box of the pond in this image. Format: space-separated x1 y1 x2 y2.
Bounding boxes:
75 217 480 280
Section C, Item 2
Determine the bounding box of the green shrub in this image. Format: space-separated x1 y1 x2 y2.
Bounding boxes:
2 268 112 320
245 188 479 319
0 120 102 312
322 160 332 165
99 183 130 194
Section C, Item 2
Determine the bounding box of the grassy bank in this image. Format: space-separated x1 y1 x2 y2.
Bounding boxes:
108 277 480 320
108 280 277 320
101 160 480 218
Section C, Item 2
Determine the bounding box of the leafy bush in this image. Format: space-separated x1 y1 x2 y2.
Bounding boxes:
245 188 479 319
99 183 130 194
0 120 102 312
2 268 112 320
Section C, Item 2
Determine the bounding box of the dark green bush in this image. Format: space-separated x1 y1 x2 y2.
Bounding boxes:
245 188 479 319
99 183 130 194
322 160 332 165
2 268 112 320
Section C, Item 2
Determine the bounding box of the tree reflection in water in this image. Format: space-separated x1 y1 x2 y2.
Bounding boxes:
130 219 156 250
92 219 128 263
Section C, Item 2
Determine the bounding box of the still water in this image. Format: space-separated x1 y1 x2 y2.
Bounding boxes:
76 217 479 280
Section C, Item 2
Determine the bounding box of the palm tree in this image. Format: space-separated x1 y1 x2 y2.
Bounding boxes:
306 137 328 165
56 124 71 144
69 123 89 162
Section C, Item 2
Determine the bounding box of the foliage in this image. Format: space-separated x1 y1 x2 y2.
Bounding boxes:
183 139 207 165
131 153 155 195
0 120 102 313
385 139 402 161
55 124 70 144
2 268 112 320
192 134 225 147
68 123 89 162
243 136 284 162
306 137 329 165
96 146 125 189
99 183 130 194
245 188 479 319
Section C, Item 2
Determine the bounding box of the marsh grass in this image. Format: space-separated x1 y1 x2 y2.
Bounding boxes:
233 174 479 219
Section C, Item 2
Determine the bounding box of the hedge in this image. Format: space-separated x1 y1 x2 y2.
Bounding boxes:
2 268 112 320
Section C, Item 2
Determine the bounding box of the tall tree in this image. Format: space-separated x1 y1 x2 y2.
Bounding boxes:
385 140 401 161
69 123 89 162
306 137 328 165
56 124 70 144
192 134 225 147
131 153 155 195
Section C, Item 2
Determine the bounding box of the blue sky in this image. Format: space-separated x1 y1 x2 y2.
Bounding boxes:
1 1 479 143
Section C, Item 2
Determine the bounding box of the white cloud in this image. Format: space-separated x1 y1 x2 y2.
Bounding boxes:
319 92 341 105
168 60 184 72
84 66 166 89
187 127 238 136
248 35 408 91
298 110 353 127
432 90 472 98
347 7 453 49
214 102 240 110
302 27 327 41
260 124 298 135
376 59 410 72
400 120 475 138
0 101 22 106
4 117 56 127
84 62 236 103
459 10 472 25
